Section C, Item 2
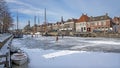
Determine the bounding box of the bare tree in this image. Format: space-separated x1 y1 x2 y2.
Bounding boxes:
0 0 13 33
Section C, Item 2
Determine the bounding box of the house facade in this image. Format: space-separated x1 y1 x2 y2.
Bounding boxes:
76 14 89 32
46 23 52 32
87 13 112 32
112 17 120 33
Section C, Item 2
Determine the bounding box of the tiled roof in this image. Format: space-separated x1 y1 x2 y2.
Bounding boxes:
89 14 111 21
77 14 89 22
66 18 78 22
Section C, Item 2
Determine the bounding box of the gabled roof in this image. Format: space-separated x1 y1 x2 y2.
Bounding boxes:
113 17 120 21
89 13 111 21
77 14 89 22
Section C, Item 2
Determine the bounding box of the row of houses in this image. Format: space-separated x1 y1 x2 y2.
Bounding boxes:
76 13 112 33
23 13 120 35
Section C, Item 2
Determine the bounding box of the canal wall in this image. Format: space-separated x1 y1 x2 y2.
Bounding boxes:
42 32 120 38
94 33 120 38
74 32 120 38
0 34 13 68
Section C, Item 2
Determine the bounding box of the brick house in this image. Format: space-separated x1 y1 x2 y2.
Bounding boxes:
37 25 43 32
58 22 65 31
76 14 89 32
46 23 52 32
87 13 112 32
112 17 120 33
52 23 58 31
63 19 77 35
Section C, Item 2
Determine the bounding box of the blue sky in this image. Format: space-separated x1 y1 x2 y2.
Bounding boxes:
5 0 120 29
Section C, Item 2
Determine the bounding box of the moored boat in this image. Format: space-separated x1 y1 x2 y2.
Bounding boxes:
11 52 28 65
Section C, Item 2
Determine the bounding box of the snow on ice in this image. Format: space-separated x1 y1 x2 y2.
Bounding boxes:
11 35 120 68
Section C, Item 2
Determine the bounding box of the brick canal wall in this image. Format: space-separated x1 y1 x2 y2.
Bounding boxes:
74 32 120 38
94 33 120 38
0 34 13 68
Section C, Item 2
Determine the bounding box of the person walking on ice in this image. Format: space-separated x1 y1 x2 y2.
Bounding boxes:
56 35 59 42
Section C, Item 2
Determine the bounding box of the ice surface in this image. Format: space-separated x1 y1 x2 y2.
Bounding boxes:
42 50 81 59
20 48 120 68
12 35 120 68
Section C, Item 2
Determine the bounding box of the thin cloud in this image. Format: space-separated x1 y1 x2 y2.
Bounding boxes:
6 0 59 17
6 0 74 19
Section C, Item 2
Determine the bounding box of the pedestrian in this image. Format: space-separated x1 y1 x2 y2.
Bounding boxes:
31 34 33 37
56 35 58 42
62 34 64 38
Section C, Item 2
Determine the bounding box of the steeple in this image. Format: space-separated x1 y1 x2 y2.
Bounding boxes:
28 20 30 26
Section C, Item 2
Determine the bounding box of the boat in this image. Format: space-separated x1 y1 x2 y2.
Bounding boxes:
13 11 23 38
13 30 23 38
11 51 28 65
10 45 19 53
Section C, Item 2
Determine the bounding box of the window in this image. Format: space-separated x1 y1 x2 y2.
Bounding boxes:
99 22 101 25
95 22 97 26
101 22 104 26
104 22 106 25
91 22 94 26
84 27 86 30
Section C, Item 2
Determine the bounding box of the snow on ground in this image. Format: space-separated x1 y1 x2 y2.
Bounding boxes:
14 48 120 68
42 50 82 59
12 35 120 68
0 33 12 42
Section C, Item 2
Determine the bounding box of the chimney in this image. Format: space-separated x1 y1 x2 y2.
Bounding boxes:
106 13 108 16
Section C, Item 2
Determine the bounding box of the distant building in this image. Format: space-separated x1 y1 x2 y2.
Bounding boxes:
36 25 43 32
47 23 53 32
52 23 58 31
23 20 32 34
87 13 112 32
112 17 120 33
76 14 89 32
61 18 77 35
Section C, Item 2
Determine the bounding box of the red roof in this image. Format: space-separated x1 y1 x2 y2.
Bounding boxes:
77 14 89 23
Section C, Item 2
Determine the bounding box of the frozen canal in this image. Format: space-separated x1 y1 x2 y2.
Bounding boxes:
12 35 120 68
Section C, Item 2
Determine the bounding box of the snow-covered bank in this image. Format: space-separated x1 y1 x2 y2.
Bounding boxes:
0 33 12 42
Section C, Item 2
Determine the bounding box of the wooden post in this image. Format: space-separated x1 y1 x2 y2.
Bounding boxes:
0 53 9 68
5 53 9 68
